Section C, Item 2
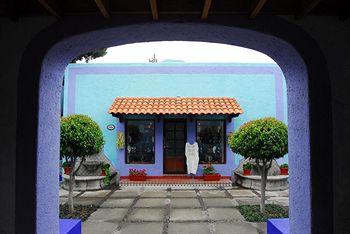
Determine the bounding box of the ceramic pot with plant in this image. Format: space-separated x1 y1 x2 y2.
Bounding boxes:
243 162 252 175
62 162 71 175
203 164 221 181
129 169 147 181
280 163 288 175
101 163 110 176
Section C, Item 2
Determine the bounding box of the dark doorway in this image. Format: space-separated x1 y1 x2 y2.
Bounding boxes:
163 119 187 174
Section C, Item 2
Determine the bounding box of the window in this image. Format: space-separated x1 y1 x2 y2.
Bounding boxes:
125 120 155 164
196 120 225 164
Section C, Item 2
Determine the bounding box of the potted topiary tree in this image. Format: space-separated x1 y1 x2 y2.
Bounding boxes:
228 117 288 213
60 114 104 213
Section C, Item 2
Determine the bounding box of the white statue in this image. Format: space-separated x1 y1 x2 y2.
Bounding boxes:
185 142 199 175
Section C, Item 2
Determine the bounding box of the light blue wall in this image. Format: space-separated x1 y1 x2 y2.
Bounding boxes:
64 63 288 176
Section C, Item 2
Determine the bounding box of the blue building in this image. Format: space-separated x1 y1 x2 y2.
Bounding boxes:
63 63 287 177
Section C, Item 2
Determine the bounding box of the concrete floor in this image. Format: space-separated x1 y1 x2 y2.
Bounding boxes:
59 186 289 234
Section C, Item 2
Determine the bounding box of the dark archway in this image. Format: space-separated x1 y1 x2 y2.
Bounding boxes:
16 15 332 234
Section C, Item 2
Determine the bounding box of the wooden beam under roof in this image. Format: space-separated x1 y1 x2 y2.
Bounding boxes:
201 0 212 20
149 0 159 20
37 0 61 18
249 0 268 19
296 0 322 19
95 0 110 19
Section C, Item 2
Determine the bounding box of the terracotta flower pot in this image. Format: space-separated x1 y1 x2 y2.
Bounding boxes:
64 167 71 175
243 169 251 176
129 175 147 181
203 173 221 181
280 168 288 175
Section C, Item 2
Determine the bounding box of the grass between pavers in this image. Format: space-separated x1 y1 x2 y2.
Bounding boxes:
237 204 288 222
60 204 98 222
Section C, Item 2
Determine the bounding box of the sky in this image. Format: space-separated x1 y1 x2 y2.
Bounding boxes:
79 41 276 64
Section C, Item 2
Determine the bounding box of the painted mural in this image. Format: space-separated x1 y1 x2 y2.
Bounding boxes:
63 63 288 176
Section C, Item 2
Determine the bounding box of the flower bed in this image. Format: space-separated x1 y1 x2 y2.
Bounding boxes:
60 204 97 222
237 204 288 222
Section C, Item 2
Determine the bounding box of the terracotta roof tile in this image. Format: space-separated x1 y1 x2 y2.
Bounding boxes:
108 97 243 115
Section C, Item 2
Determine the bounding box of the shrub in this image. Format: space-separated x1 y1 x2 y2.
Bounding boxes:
228 117 288 213
60 115 104 158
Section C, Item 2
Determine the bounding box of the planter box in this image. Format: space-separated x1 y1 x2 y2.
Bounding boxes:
129 175 147 181
203 174 221 181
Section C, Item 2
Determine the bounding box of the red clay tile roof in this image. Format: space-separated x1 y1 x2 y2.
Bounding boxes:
108 97 243 115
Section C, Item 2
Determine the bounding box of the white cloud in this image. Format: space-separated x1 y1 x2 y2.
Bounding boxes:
80 41 276 64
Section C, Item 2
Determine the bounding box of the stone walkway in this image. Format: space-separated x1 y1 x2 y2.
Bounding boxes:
59 186 289 234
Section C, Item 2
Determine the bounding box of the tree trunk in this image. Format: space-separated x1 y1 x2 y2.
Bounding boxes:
68 159 76 213
260 164 267 213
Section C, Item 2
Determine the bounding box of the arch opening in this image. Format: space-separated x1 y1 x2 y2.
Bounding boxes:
16 21 332 234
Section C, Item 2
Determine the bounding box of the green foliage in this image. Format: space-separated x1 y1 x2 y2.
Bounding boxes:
62 162 70 168
71 48 107 63
60 115 104 159
280 163 288 168
228 117 288 161
116 132 125 150
202 164 216 175
243 163 252 170
237 204 289 222
101 163 110 170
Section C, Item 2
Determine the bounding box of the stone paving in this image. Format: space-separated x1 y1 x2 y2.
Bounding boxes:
59 186 289 234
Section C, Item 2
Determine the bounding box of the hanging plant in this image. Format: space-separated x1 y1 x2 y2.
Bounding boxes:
117 132 125 150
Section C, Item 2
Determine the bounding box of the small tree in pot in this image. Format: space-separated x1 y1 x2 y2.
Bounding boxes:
60 115 104 213
228 117 288 213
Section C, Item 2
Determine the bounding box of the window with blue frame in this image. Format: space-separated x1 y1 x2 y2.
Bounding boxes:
196 120 225 164
125 120 155 164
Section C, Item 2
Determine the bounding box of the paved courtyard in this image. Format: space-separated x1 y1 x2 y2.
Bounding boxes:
59 186 289 234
